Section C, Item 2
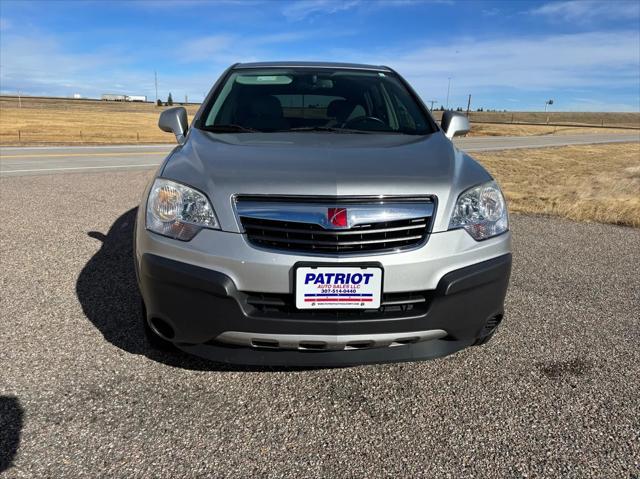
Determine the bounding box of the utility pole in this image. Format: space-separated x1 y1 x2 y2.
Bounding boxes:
428 100 438 110
466 94 471 116
154 71 158 105
544 99 554 124
446 77 452 110
185 94 188 104
18 90 22 108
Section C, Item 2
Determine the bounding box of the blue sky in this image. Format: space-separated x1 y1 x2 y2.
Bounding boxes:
1 0 639 111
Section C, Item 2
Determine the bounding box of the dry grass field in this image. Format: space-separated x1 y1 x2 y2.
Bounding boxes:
475 143 640 228
0 96 200 145
1 96 638 145
432 110 640 128
466 123 635 137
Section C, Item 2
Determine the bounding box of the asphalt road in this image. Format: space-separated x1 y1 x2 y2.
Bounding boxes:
1 132 638 176
1 170 638 477
0 144 172 177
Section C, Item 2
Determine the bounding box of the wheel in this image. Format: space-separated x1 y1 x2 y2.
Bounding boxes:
141 300 175 351
473 330 496 346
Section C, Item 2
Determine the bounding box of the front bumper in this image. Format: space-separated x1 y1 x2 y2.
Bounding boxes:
136 251 512 366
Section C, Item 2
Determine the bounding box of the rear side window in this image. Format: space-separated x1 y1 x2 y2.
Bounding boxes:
200 69 435 134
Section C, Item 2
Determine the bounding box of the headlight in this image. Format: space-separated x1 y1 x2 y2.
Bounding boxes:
449 181 508 240
146 178 219 241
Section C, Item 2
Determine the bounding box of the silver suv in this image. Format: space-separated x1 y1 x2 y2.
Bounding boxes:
135 62 511 366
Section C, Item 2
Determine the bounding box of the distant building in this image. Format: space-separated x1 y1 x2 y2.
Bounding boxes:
73 93 82 99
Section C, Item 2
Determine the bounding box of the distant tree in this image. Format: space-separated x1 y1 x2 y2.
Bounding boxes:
167 93 173 106
456 107 463 112
439 105 445 111
156 99 162 107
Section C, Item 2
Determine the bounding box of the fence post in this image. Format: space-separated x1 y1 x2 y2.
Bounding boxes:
601 119 604 127
137 132 140 142
18 130 21 144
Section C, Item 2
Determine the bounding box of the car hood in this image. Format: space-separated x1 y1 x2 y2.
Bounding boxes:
161 128 491 233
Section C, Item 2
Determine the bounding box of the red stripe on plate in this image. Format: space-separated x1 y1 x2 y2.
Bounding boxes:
304 298 374 302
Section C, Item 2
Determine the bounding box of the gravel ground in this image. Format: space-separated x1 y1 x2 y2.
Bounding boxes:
1 170 639 478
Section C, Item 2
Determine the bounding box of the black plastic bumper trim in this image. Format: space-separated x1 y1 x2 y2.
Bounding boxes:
137 252 512 366
439 254 513 296
143 254 235 297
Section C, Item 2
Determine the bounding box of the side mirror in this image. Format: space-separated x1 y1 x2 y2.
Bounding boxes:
159 107 188 144
441 111 470 139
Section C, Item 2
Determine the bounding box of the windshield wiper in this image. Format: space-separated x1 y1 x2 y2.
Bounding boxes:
202 124 260 133
283 126 372 134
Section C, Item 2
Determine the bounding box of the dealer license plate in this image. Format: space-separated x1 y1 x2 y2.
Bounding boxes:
295 266 383 310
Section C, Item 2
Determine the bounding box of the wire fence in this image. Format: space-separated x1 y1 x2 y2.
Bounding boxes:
431 111 640 129
0 130 173 146
1 117 639 146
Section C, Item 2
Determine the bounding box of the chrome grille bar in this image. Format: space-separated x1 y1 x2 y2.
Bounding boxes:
236 196 435 255
252 234 425 247
243 222 426 236
236 200 434 230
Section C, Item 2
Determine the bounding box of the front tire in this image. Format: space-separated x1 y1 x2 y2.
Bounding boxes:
473 330 496 346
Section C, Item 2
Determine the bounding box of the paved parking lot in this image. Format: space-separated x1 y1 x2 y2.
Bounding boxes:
1 170 639 477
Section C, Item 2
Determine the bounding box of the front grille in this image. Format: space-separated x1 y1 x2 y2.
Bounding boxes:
242 291 432 320
240 216 431 254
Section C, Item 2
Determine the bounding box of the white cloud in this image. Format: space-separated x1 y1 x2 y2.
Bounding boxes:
482 7 500 16
354 31 640 102
375 0 454 5
0 31 189 100
180 35 235 62
281 0 452 20
0 34 127 89
1 17 638 111
0 25 340 100
131 0 263 8
282 0 361 21
177 29 348 63
530 0 640 22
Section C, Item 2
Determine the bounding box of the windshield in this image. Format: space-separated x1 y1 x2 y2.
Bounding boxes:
199 68 436 135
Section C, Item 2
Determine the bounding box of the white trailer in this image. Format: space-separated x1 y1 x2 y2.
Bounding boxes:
126 95 147 102
101 93 126 101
